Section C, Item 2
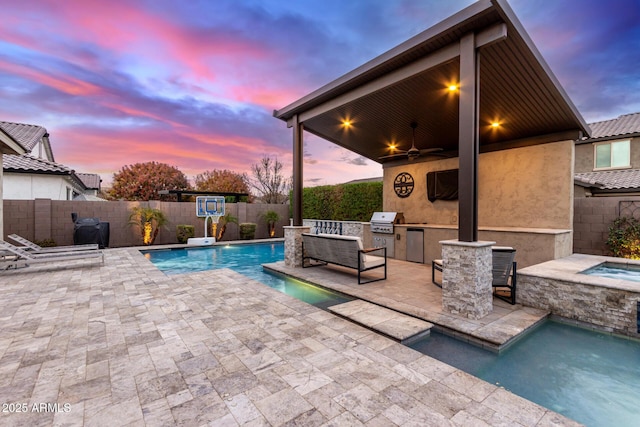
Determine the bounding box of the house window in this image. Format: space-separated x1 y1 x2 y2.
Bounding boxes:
594 140 630 169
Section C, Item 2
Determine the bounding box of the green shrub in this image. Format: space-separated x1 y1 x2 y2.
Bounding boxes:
606 216 640 259
176 225 195 244
35 239 56 247
239 223 257 240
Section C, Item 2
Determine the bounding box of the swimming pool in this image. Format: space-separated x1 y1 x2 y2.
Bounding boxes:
142 242 352 309
410 320 640 427
581 261 640 282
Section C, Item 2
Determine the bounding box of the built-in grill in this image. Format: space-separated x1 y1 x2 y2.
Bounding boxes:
370 212 404 258
370 212 404 234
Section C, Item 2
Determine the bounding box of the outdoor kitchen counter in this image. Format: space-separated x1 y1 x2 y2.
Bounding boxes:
391 224 572 269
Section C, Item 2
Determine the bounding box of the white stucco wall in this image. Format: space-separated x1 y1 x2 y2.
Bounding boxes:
3 173 77 200
0 156 3 238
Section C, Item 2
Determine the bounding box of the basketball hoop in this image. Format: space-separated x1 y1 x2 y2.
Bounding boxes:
188 196 225 245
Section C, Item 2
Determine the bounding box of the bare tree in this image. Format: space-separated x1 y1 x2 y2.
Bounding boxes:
250 156 291 203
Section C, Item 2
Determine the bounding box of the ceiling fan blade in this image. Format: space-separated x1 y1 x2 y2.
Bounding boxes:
418 147 444 154
378 152 407 160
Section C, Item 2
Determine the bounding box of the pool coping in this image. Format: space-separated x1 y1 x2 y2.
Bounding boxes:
518 253 640 293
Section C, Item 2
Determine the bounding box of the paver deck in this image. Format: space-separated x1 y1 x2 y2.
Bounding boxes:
0 247 581 426
265 259 548 350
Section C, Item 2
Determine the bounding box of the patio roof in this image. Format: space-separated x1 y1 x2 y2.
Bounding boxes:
274 0 590 162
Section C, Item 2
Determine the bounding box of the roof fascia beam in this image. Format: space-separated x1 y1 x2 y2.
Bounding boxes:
475 23 507 48
480 130 583 153
287 23 507 127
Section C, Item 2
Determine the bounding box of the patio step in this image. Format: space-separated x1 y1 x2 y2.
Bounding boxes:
328 299 433 344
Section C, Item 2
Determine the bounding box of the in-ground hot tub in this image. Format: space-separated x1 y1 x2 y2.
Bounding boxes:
517 254 640 338
581 261 640 282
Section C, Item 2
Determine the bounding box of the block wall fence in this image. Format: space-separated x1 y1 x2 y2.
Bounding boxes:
3 199 290 247
573 196 640 256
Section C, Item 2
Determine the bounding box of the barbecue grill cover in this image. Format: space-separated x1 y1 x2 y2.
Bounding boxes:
73 217 110 248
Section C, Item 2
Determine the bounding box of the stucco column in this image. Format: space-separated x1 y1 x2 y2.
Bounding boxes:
440 239 494 319
284 225 310 267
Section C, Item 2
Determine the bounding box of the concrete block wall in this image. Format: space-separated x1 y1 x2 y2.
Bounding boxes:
4 199 289 247
573 196 640 255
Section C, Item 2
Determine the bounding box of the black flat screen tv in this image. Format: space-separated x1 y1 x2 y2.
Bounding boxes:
426 169 458 202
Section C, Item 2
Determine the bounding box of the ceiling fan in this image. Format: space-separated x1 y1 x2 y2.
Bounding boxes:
378 122 444 161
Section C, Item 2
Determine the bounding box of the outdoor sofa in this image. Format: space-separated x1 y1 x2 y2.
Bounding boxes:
301 233 386 284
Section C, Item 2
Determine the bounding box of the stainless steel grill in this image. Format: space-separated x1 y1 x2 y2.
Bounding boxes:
370 212 404 234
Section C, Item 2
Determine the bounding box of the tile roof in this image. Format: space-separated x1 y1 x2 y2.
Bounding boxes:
0 121 47 152
73 194 108 201
76 173 101 189
3 154 71 174
575 169 640 190
586 112 640 140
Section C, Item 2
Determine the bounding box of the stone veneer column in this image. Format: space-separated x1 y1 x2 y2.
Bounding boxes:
440 239 495 319
284 226 310 267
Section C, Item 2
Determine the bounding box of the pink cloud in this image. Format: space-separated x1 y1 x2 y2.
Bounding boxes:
0 60 102 96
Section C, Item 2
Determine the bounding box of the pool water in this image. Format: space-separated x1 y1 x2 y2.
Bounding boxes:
410 321 640 427
142 242 352 309
581 262 640 282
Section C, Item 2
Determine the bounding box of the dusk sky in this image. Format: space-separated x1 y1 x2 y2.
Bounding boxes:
1 0 639 187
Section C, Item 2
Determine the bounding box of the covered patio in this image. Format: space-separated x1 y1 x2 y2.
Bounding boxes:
274 0 590 320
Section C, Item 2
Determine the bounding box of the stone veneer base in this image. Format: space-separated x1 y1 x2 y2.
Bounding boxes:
440 239 495 320
284 226 311 267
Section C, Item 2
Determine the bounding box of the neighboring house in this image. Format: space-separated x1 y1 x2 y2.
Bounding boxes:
575 112 640 196
1 124 28 239
0 121 103 201
342 177 383 185
75 172 104 201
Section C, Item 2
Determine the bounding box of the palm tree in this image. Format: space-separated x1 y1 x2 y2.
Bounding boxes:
128 206 168 245
261 210 281 237
215 213 238 241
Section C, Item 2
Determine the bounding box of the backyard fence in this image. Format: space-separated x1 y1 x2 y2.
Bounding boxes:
3 199 289 248
573 196 640 255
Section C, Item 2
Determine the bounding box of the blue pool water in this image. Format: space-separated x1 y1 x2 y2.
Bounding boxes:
144 242 640 426
581 262 640 282
142 242 352 309
410 321 640 427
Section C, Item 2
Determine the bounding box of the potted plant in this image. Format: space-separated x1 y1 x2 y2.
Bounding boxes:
128 206 168 245
261 210 281 238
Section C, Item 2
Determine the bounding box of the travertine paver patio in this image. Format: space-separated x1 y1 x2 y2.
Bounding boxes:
0 248 580 426
265 259 548 350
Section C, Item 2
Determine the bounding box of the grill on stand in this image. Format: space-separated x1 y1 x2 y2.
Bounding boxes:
370 212 404 257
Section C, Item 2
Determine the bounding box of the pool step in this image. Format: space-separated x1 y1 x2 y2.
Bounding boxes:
328 300 433 344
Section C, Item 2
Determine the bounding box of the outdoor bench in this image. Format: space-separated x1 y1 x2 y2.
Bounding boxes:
301 233 387 284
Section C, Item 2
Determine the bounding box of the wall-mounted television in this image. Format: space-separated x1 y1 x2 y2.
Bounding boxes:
426 169 458 202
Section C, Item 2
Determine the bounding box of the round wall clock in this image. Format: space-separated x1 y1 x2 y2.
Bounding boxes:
393 172 414 198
